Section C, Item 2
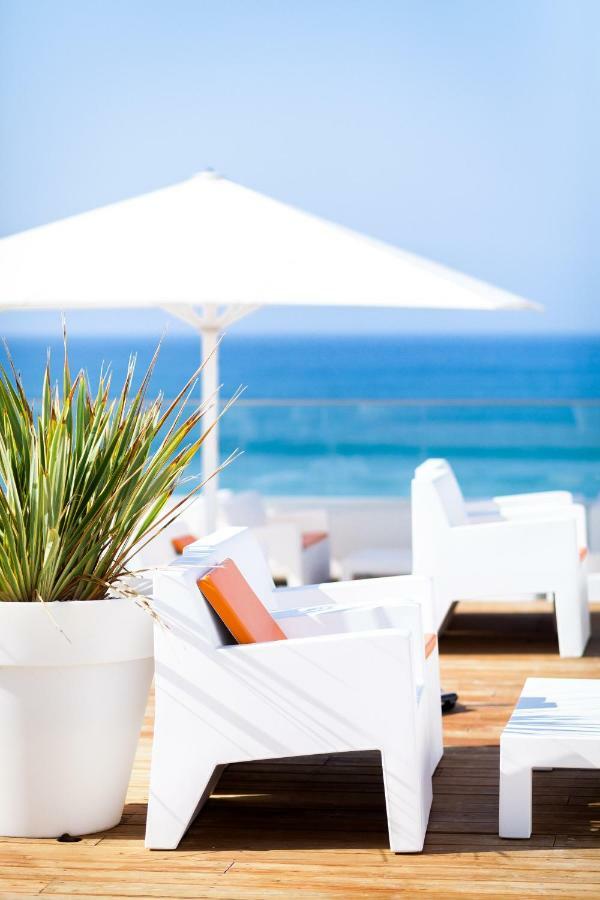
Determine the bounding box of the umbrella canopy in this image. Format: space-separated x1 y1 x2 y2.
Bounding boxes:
0 169 540 312
0 170 541 527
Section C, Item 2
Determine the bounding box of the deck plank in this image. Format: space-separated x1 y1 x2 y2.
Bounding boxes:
1 601 599 898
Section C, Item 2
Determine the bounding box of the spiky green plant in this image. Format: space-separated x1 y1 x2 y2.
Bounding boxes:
0 334 235 602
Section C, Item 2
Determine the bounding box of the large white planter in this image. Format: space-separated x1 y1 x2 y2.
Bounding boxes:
0 597 154 837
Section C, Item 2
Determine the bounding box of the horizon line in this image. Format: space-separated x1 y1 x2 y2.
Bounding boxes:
1 329 599 340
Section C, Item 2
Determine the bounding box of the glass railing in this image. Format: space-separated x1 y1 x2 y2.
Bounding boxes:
214 398 600 499
29 395 600 499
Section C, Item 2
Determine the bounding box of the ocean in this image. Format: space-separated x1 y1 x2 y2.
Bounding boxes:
4 333 600 500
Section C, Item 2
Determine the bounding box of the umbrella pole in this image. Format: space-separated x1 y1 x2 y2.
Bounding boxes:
201 313 221 534
166 302 261 535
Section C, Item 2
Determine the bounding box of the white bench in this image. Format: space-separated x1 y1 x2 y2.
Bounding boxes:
499 677 600 838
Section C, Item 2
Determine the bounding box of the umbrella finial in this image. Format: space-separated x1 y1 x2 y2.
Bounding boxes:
195 168 221 180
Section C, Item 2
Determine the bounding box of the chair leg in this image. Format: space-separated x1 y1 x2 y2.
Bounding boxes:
146 743 225 849
554 577 590 657
499 744 532 838
381 746 429 852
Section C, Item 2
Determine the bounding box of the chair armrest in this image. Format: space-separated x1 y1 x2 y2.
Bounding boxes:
274 600 426 682
494 502 587 550
493 490 573 507
449 515 580 571
221 626 415 692
211 629 419 751
496 502 578 518
271 574 432 613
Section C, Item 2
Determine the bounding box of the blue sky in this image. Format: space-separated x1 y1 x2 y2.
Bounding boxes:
0 0 598 336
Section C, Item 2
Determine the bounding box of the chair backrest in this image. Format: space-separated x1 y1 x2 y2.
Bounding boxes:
413 459 467 527
183 526 276 602
219 490 268 528
411 459 467 573
154 527 277 651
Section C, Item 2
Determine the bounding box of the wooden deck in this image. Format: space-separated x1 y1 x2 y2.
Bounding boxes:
2 602 600 899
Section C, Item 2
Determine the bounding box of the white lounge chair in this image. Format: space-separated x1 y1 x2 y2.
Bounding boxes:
145 526 441 853
411 460 590 656
219 490 331 586
422 459 588 548
499 677 600 838
338 459 587 581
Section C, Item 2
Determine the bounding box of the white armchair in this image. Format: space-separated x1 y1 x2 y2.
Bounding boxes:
420 456 587 529
219 490 331 586
422 459 586 539
411 461 590 657
145 526 441 853
338 462 586 582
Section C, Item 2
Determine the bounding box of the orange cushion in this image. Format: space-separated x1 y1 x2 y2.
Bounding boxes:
424 633 437 659
172 534 198 555
198 558 287 644
580 547 588 563
302 530 328 550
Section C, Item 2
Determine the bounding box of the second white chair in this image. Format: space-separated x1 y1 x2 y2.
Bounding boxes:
411 460 590 656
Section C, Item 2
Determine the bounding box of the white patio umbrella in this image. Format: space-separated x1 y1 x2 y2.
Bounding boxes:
0 170 540 528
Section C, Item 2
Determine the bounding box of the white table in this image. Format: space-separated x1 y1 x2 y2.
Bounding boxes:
499 677 600 838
